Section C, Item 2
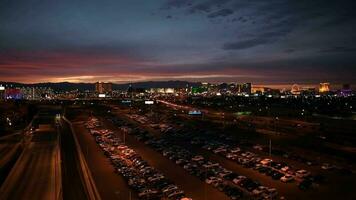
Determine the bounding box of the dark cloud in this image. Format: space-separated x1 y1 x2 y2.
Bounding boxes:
284 49 296 53
189 2 212 13
207 9 234 18
223 38 269 50
1 0 356 84
161 0 194 9
319 46 356 53
189 0 232 13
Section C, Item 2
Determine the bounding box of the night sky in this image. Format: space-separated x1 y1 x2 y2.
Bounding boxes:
1 0 355 85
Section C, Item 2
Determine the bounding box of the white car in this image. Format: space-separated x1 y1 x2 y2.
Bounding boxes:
281 166 290 172
260 158 273 165
226 153 237 159
280 175 294 182
321 163 335 170
253 145 263 151
138 189 159 198
232 176 246 185
205 176 221 184
203 162 219 169
213 148 227 154
192 155 204 162
230 147 241 153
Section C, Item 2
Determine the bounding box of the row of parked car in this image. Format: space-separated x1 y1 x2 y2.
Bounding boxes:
122 125 280 200
127 113 173 133
122 111 323 191
86 117 191 200
190 134 321 191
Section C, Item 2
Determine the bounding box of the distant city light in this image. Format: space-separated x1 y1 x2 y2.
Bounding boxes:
188 110 202 115
145 100 154 105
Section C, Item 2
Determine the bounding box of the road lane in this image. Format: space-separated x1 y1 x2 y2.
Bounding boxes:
59 119 88 200
0 130 60 200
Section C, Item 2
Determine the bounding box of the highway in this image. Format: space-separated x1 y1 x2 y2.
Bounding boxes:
59 119 88 200
0 129 61 200
0 143 22 182
0 134 23 164
0 136 23 186
155 100 319 136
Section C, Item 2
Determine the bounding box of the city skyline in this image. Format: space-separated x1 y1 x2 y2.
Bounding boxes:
1 0 356 84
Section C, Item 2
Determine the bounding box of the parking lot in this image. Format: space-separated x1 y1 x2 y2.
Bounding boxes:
72 120 137 200
70 109 230 200
105 104 355 200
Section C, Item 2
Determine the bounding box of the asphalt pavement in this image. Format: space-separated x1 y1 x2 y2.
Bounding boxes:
72 120 137 200
59 119 88 200
0 130 60 200
99 114 231 200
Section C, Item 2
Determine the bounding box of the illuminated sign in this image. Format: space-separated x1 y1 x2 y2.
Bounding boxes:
145 100 154 105
235 111 252 116
0 86 4 91
188 110 202 115
98 94 106 98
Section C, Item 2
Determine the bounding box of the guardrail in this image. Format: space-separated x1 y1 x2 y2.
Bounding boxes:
55 126 63 200
62 116 102 200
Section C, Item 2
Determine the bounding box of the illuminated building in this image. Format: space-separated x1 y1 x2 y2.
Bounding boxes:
300 87 316 96
340 84 352 96
20 87 54 100
239 83 252 94
264 88 280 96
291 84 301 95
191 87 207 94
319 82 330 93
95 82 112 93
5 88 22 99
0 85 4 100
252 86 265 94
147 88 175 94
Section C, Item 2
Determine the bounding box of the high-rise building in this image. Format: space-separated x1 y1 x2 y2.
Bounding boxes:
5 88 22 99
340 84 352 96
240 83 252 94
0 85 5 100
291 84 301 95
20 87 54 100
95 82 113 93
319 82 330 93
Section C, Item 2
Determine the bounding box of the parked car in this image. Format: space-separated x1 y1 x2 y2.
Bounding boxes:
280 175 294 182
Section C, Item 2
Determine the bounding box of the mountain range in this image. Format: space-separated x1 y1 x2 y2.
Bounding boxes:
0 81 202 91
